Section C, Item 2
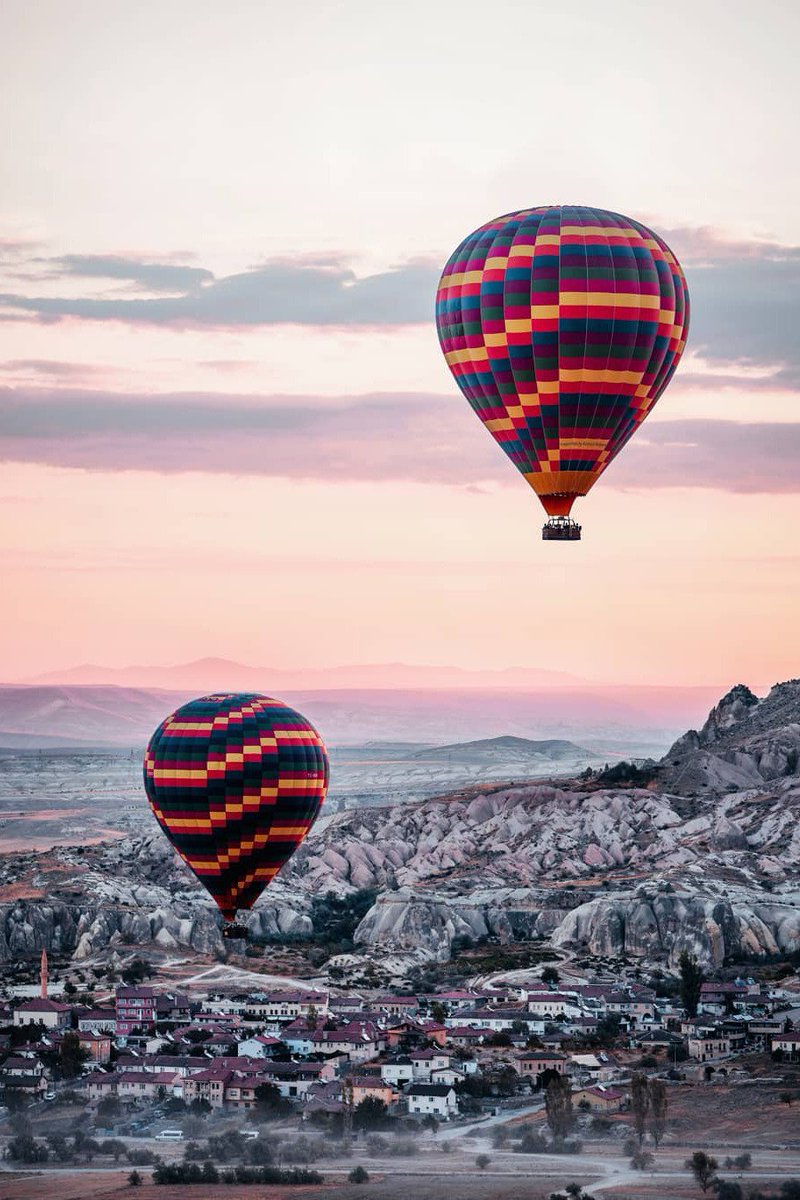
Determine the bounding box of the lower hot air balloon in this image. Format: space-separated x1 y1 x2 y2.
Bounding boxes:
435 205 690 540
144 693 328 937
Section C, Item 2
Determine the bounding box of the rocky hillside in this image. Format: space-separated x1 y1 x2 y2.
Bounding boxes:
659 680 800 794
1 680 799 974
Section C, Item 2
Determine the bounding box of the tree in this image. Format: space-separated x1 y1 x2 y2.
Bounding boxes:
353 1097 388 1131
631 1148 654 1171
714 1183 742 1200
779 1090 794 1105
648 1078 668 1148
476 1154 491 1170
59 1031 89 1079
542 967 560 986
430 1001 447 1024
251 1082 291 1120
128 1170 142 1187
46 1134 74 1162
678 951 705 1018
630 1073 650 1146
101 1138 127 1162
96 1094 121 1125
545 1075 575 1142
686 1150 719 1193
349 1166 370 1184
594 1013 622 1047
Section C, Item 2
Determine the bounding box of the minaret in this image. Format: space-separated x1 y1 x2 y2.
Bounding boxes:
40 948 48 999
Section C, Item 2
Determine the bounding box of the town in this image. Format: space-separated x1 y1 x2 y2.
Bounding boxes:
1 948 799 1196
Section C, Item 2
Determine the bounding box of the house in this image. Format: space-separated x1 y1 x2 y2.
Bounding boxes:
410 1049 451 1080
414 1020 448 1048
568 1053 617 1082
688 1033 731 1062
0 1051 49 1099
746 1020 784 1049
772 1034 800 1062
117 1070 182 1101
375 996 419 1017
12 998 72 1030
405 1083 459 1119
380 1057 415 1087
430 1065 469 1087
241 991 329 1023
78 1030 113 1064
326 997 365 1022
115 987 190 1036
430 990 490 1013
515 1051 568 1079
86 1070 119 1100
280 1019 321 1056
78 1008 117 1034
574 1084 625 1112
182 1066 234 1108
236 1034 285 1059
0 1063 48 1099
446 1026 493 1048
310 1023 382 1063
698 982 748 1014
526 992 583 1020
258 1060 338 1100
445 1008 544 1035
347 1076 399 1108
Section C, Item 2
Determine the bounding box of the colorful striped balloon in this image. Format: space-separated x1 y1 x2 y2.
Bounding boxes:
435 206 690 525
144 694 328 922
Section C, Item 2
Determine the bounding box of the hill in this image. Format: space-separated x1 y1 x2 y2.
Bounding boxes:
414 735 594 762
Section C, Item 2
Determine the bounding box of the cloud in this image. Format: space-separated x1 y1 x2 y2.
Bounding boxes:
609 419 800 494
0 258 438 328
1 386 798 494
43 254 214 292
661 225 800 265
0 360 109 381
0 227 798 379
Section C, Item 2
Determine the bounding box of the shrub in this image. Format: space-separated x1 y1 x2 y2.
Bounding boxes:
476 1153 491 1170
349 1166 370 1184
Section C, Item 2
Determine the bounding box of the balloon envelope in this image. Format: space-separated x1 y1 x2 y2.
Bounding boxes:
435 205 690 517
144 693 328 920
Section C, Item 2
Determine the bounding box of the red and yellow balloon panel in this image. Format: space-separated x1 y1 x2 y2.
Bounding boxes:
144 694 329 922
436 205 690 530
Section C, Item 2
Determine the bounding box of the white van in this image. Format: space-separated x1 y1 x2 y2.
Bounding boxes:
155 1129 184 1141
241 1130 259 1140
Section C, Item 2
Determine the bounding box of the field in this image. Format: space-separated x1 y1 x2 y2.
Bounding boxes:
4 1070 800 1200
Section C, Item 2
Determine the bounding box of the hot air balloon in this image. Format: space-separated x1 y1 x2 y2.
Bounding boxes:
435 206 690 540
144 693 328 937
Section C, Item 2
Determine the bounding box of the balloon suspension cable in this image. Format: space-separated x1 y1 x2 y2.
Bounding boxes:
542 515 582 542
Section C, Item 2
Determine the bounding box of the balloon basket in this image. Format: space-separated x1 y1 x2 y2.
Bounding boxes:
222 923 249 940
542 516 581 541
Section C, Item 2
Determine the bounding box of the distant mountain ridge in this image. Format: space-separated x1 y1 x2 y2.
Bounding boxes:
16 656 586 691
0 681 724 749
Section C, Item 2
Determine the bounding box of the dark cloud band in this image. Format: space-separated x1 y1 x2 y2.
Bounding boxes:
0 386 797 493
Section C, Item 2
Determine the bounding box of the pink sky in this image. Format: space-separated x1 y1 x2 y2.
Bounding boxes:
1 1 799 688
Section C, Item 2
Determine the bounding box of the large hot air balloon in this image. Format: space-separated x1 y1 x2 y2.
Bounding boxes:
144 694 328 936
435 206 690 540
